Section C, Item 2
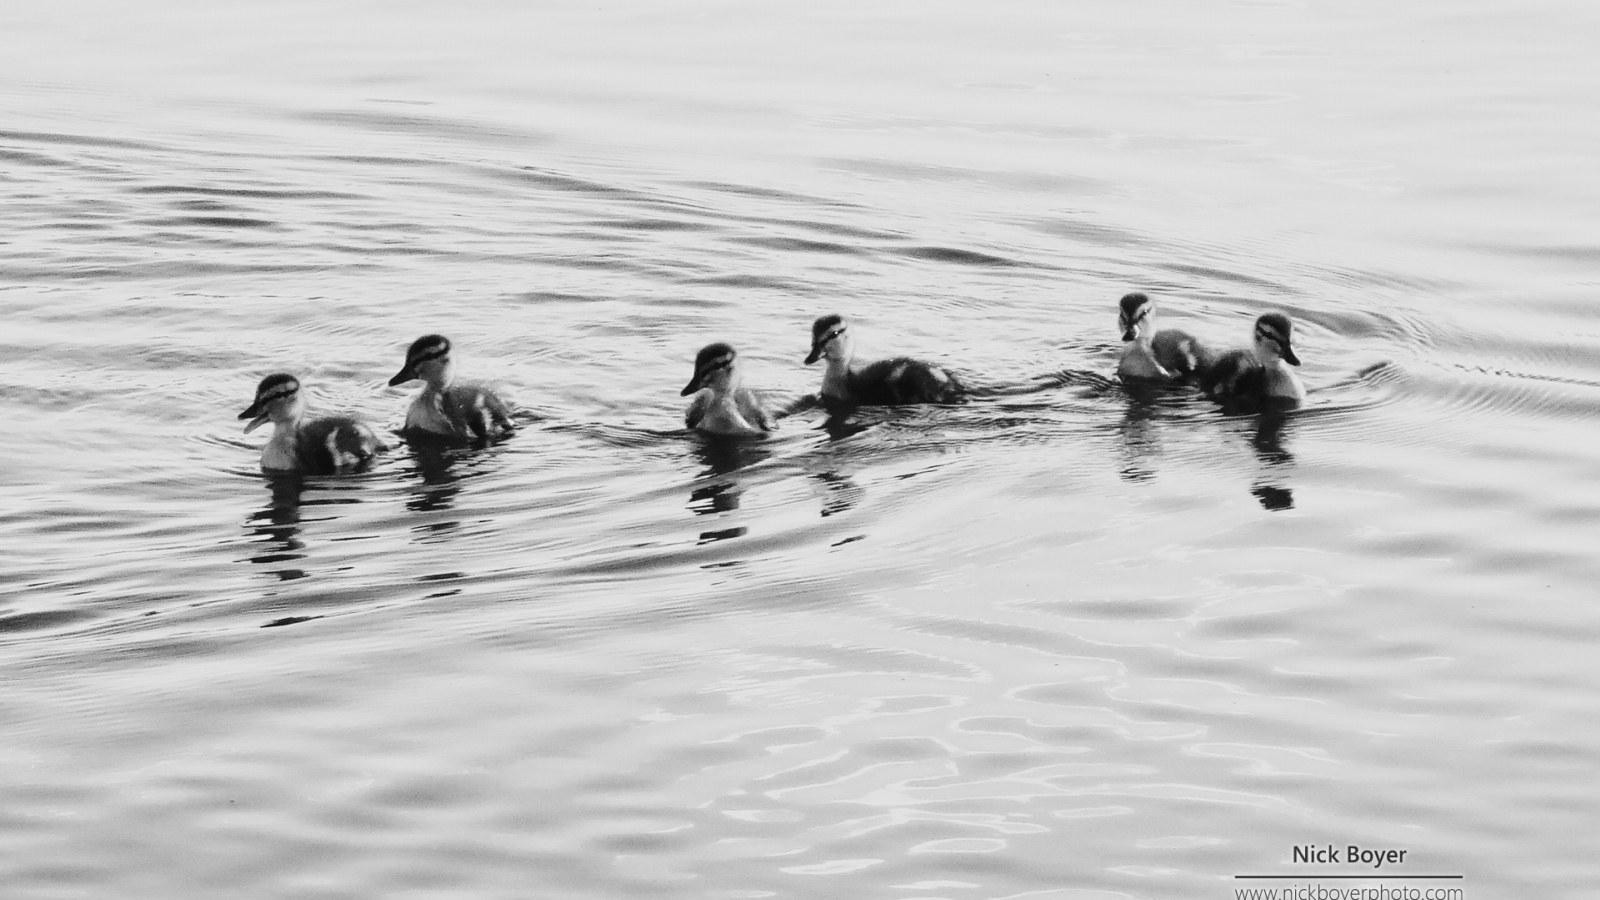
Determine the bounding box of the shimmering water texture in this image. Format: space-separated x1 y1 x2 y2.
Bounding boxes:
4 1 1600 898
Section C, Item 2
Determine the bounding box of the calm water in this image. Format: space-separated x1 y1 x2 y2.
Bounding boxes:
3 1 1598 897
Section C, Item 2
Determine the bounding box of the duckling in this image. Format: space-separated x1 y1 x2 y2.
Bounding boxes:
1117 291 1215 382
681 342 774 437
389 334 513 441
805 314 964 405
1200 312 1307 408
239 373 382 474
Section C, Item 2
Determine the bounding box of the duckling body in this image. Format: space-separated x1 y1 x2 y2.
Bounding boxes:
390 334 513 441
1117 292 1214 382
805 314 964 405
239 373 382 474
1200 312 1307 408
681 342 773 437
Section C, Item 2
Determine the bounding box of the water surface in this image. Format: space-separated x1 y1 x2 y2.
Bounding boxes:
3 1 1598 897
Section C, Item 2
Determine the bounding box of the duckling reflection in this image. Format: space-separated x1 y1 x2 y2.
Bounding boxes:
1116 396 1162 484
684 431 775 540
239 373 382 474
1201 312 1307 412
1116 292 1214 382
817 408 877 442
806 314 965 406
390 334 514 442
1248 409 1296 510
691 431 774 480
682 342 774 437
812 470 864 518
243 473 308 579
402 439 464 519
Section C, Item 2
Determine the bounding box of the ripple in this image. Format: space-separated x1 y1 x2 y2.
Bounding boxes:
126 184 366 201
0 608 98 635
895 245 1027 268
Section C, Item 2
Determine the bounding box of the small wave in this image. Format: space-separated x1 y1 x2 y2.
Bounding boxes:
0 129 167 152
731 235 868 257
138 215 280 230
0 608 98 635
127 184 365 201
895 245 1025 268
294 108 547 148
676 272 819 293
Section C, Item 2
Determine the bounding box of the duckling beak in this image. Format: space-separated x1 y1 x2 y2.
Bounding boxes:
387 364 415 387
239 401 271 434
1282 344 1301 366
680 371 705 396
804 343 823 365
1120 326 1136 341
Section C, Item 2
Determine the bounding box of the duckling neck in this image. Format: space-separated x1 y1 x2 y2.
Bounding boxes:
1263 358 1306 401
261 415 304 470
820 355 853 400
701 385 758 430
420 370 454 394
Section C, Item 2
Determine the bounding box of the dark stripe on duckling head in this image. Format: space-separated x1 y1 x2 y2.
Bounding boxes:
1118 292 1151 341
683 342 736 395
390 334 451 385
806 314 846 364
1255 313 1300 366
239 373 299 419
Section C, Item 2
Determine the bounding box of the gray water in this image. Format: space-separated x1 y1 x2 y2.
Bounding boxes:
3 1 1598 897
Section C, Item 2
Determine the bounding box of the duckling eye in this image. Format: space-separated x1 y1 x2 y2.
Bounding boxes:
827 328 846 342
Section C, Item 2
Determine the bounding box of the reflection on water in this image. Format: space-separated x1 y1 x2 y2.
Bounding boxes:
688 435 772 543
1113 379 1299 509
244 474 308 580
690 433 772 480
816 409 876 443
688 480 743 515
811 470 863 518
402 438 464 541
1115 383 1175 484
1248 409 1296 511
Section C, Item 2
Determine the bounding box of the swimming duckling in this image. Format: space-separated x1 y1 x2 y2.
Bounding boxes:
681 342 774 437
805 314 964 405
239 373 383 474
389 334 513 441
1117 291 1215 382
1200 312 1307 408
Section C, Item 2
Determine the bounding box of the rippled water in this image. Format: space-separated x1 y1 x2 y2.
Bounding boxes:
4 1 1599 897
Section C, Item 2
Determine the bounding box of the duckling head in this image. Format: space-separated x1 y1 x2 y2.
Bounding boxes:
239 373 305 434
1253 313 1301 366
805 314 852 365
682 342 740 396
389 334 455 388
1118 292 1152 341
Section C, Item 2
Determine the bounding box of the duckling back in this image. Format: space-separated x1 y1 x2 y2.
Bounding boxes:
433 383 513 441
1199 349 1264 403
1150 330 1215 379
848 357 965 405
297 416 383 473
